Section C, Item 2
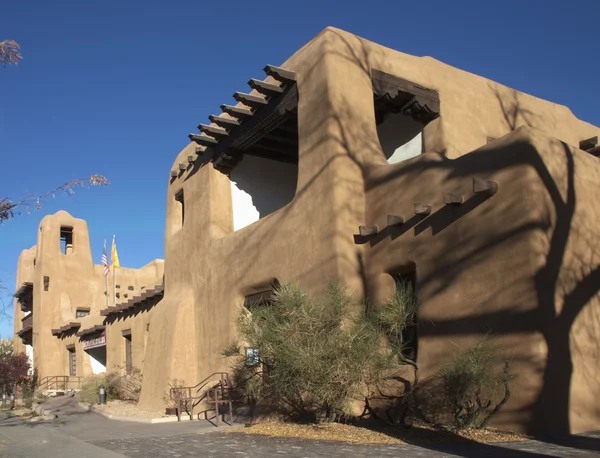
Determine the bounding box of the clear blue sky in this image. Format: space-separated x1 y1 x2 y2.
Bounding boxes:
1 0 598 336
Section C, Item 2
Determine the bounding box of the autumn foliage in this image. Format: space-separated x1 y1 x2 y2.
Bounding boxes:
0 352 30 394
0 39 21 67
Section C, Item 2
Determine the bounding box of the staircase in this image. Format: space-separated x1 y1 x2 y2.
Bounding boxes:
169 372 234 426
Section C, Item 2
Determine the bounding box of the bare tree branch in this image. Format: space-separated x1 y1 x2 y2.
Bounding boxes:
0 174 110 223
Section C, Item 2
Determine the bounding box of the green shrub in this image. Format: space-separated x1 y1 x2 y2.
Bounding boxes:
79 369 143 404
225 282 407 422
79 374 106 404
438 340 513 430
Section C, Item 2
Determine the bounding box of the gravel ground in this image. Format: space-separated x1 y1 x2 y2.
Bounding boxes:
225 420 529 445
93 400 166 418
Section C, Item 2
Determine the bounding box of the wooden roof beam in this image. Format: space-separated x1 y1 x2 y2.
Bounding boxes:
198 124 229 138
387 215 405 226
263 65 297 84
209 114 240 127
414 203 432 216
444 193 464 205
189 133 218 147
359 225 379 236
580 136 598 151
220 104 253 118
248 78 283 96
233 92 268 107
473 178 498 195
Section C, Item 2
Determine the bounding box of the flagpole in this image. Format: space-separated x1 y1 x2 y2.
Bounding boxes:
112 235 116 306
104 239 109 308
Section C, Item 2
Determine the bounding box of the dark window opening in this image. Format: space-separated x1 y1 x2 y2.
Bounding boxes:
391 270 418 362
124 331 132 375
244 279 280 310
175 189 184 227
76 309 90 318
60 226 74 255
68 347 76 376
372 70 439 164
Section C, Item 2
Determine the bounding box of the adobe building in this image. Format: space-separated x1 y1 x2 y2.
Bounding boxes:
13 210 164 385
14 27 600 435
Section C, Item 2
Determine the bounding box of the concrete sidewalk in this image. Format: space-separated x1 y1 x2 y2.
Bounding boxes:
0 396 234 457
2 397 600 457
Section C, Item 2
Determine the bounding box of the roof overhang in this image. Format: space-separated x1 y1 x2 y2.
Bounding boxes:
175 65 299 176
100 284 164 318
51 321 81 337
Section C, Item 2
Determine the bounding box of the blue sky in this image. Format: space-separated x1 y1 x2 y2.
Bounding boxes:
1 0 598 336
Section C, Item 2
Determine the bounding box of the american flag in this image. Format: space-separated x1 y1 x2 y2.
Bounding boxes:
102 240 110 276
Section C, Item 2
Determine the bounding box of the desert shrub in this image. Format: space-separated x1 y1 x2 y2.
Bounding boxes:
79 374 107 404
105 368 143 402
20 374 38 408
79 368 143 404
163 378 188 408
438 340 513 430
370 278 420 424
225 282 409 422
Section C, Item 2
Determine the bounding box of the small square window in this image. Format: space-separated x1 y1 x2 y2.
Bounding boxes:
76 309 90 318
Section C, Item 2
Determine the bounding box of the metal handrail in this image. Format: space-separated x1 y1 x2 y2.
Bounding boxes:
169 372 233 425
169 372 230 402
37 375 84 391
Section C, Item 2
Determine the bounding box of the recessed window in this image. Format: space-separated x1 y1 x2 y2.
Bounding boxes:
68 347 76 376
175 189 184 227
76 309 90 318
60 226 74 255
123 330 132 375
372 70 439 164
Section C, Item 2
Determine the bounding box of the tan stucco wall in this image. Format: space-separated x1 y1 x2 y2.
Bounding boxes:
13 210 163 380
137 27 600 436
14 27 600 436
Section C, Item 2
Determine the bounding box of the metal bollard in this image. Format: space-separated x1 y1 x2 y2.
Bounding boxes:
99 385 106 405
1 393 6 408
10 393 15 410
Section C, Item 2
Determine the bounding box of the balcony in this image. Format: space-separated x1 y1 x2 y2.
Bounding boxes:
21 314 32 330
17 313 33 345
14 282 33 313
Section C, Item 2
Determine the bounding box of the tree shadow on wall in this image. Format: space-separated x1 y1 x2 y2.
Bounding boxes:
179 27 600 443
326 29 600 442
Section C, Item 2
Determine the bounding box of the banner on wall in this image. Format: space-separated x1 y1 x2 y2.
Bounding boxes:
82 332 106 351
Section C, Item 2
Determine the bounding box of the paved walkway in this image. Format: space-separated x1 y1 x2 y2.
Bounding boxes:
1 397 599 457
